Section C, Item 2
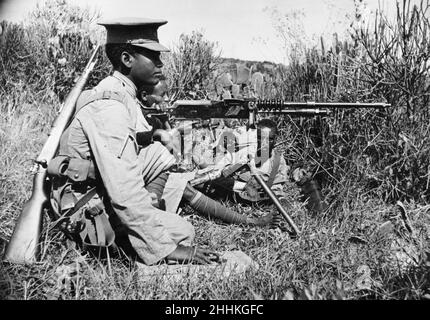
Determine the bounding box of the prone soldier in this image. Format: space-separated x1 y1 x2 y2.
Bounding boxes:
192 119 328 216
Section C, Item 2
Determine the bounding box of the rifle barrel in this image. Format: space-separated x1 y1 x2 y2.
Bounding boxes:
37 44 100 165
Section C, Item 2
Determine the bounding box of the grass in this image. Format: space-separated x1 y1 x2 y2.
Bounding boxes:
0 110 429 300
0 88 429 300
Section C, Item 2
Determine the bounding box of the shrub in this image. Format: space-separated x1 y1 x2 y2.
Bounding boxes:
267 0 430 205
0 0 111 106
162 31 220 100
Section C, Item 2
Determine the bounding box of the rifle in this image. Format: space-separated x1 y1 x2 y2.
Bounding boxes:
143 98 389 127
3 45 100 264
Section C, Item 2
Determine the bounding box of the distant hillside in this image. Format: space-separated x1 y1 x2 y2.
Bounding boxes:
218 57 282 75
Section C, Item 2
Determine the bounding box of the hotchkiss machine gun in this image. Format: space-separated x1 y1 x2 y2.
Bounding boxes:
145 98 389 125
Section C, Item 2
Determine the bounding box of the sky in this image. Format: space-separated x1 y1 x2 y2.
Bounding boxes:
0 0 417 64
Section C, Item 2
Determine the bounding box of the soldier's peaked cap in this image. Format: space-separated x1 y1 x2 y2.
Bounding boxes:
97 17 169 52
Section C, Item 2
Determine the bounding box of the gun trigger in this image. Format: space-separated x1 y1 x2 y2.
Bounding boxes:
226 106 242 116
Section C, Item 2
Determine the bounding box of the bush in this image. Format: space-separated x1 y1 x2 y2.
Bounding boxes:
267 0 430 205
162 31 220 100
0 0 111 106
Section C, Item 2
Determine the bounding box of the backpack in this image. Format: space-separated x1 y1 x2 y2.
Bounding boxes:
48 155 115 248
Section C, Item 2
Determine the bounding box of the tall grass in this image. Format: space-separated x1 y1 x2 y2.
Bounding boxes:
262 0 430 206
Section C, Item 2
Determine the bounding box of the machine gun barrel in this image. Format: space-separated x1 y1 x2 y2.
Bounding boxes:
154 99 389 120
258 108 330 115
256 100 390 109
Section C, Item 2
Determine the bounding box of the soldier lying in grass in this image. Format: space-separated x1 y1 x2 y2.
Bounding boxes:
191 119 328 215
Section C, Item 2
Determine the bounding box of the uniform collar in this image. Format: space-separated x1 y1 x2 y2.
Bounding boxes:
112 71 138 98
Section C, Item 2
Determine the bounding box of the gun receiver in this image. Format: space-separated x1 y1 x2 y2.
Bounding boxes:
3 45 100 264
166 99 330 120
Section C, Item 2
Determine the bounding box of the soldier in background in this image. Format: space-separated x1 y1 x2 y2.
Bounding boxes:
140 75 172 130
193 119 328 215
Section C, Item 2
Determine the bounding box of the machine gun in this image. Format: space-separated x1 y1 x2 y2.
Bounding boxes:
143 98 389 127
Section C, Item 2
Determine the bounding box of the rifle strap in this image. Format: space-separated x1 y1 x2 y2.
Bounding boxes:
51 186 98 229
80 212 115 247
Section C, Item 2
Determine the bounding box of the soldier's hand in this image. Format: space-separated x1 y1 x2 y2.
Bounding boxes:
166 245 220 265
153 129 173 151
151 101 168 112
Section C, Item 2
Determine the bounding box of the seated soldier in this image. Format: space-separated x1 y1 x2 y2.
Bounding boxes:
193 119 328 214
48 18 275 268
48 18 215 265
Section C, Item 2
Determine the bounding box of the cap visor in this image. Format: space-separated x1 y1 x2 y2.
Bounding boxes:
133 42 170 52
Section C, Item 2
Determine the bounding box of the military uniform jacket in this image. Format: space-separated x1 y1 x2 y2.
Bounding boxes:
57 71 185 265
